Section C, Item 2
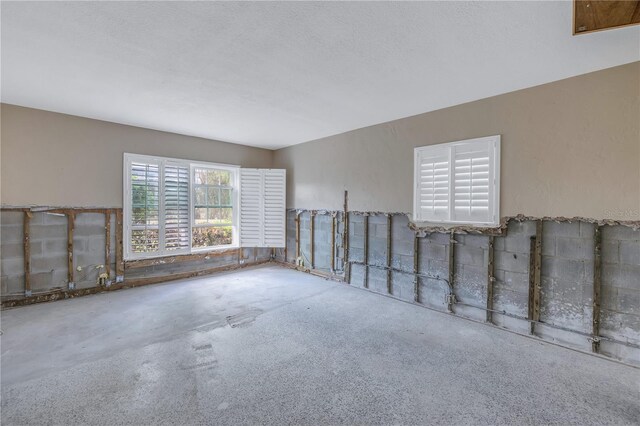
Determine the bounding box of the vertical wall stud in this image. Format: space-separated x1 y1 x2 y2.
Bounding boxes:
363 214 369 288
413 234 419 303
310 212 315 270
386 214 392 295
486 236 495 323
592 225 603 353
447 231 455 312
115 209 125 281
344 191 350 282
528 221 543 335
67 212 75 289
104 210 111 282
295 212 301 265
331 214 336 273
23 211 32 297
284 211 288 263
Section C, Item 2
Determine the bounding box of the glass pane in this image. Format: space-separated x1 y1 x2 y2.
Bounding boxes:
207 207 232 224
208 187 220 206
206 170 231 186
192 226 233 248
131 229 159 253
194 169 208 185
194 186 207 205
220 189 232 206
194 207 207 225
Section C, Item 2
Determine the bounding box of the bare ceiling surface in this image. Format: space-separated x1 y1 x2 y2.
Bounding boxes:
2 1 639 149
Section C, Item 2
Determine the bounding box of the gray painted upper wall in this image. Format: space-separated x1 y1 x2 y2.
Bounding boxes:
273 62 640 221
1 105 273 207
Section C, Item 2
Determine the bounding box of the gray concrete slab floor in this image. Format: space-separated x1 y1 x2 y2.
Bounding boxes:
1 265 638 425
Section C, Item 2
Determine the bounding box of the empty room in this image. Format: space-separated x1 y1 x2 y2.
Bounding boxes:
1 1 639 425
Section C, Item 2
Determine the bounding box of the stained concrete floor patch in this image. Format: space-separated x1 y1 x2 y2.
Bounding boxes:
1 265 638 425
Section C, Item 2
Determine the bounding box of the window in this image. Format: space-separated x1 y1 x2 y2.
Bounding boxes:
124 154 239 260
413 135 500 226
192 167 235 249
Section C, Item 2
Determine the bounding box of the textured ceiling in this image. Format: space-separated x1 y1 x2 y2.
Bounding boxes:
2 1 639 149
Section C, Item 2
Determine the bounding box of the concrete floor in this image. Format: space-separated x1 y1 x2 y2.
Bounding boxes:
1 265 638 425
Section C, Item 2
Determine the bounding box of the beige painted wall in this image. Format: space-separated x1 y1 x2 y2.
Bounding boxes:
273 62 640 221
0 104 273 207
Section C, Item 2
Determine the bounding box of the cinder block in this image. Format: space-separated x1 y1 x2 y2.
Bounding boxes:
495 250 529 274
579 222 596 238
602 240 620 264
543 221 580 238
455 245 485 267
602 264 640 289
503 271 529 292
421 240 446 261
392 239 414 257
617 288 640 315
1 258 24 276
602 225 640 242
426 232 450 245
0 225 23 243
31 224 67 241
556 237 594 261
458 234 489 248
542 257 585 282
600 285 618 311
426 259 449 279
1 242 24 259
619 241 640 266
1 212 24 226
31 256 67 273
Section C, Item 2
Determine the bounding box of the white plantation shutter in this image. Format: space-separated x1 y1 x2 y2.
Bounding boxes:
164 162 190 253
415 147 450 222
452 140 494 223
240 169 286 247
263 170 286 247
240 169 263 247
414 136 500 225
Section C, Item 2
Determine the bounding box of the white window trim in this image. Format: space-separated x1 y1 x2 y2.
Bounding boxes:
413 135 501 227
123 153 240 260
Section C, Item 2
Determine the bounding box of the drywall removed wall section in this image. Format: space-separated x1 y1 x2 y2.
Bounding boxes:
273 62 640 220
0 104 274 208
275 209 640 366
0 208 272 306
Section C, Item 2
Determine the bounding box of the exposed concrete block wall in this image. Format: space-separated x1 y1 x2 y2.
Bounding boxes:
1 212 24 295
280 209 640 365
600 226 640 361
1 210 272 300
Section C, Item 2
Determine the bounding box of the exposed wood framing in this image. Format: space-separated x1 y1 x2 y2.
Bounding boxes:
115 209 124 279
486 236 495 323
104 210 111 281
386 215 392 295
284 211 288 263
67 212 75 287
295 212 301 264
447 231 455 312
331 215 336 273
125 248 241 269
363 214 369 288
528 221 543 334
592 225 603 353
2 260 270 309
344 191 350 283
413 234 419 303
310 212 315 270
23 211 32 296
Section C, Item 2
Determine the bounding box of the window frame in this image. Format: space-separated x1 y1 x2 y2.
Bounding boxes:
413 135 501 227
123 153 240 260
189 162 240 253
